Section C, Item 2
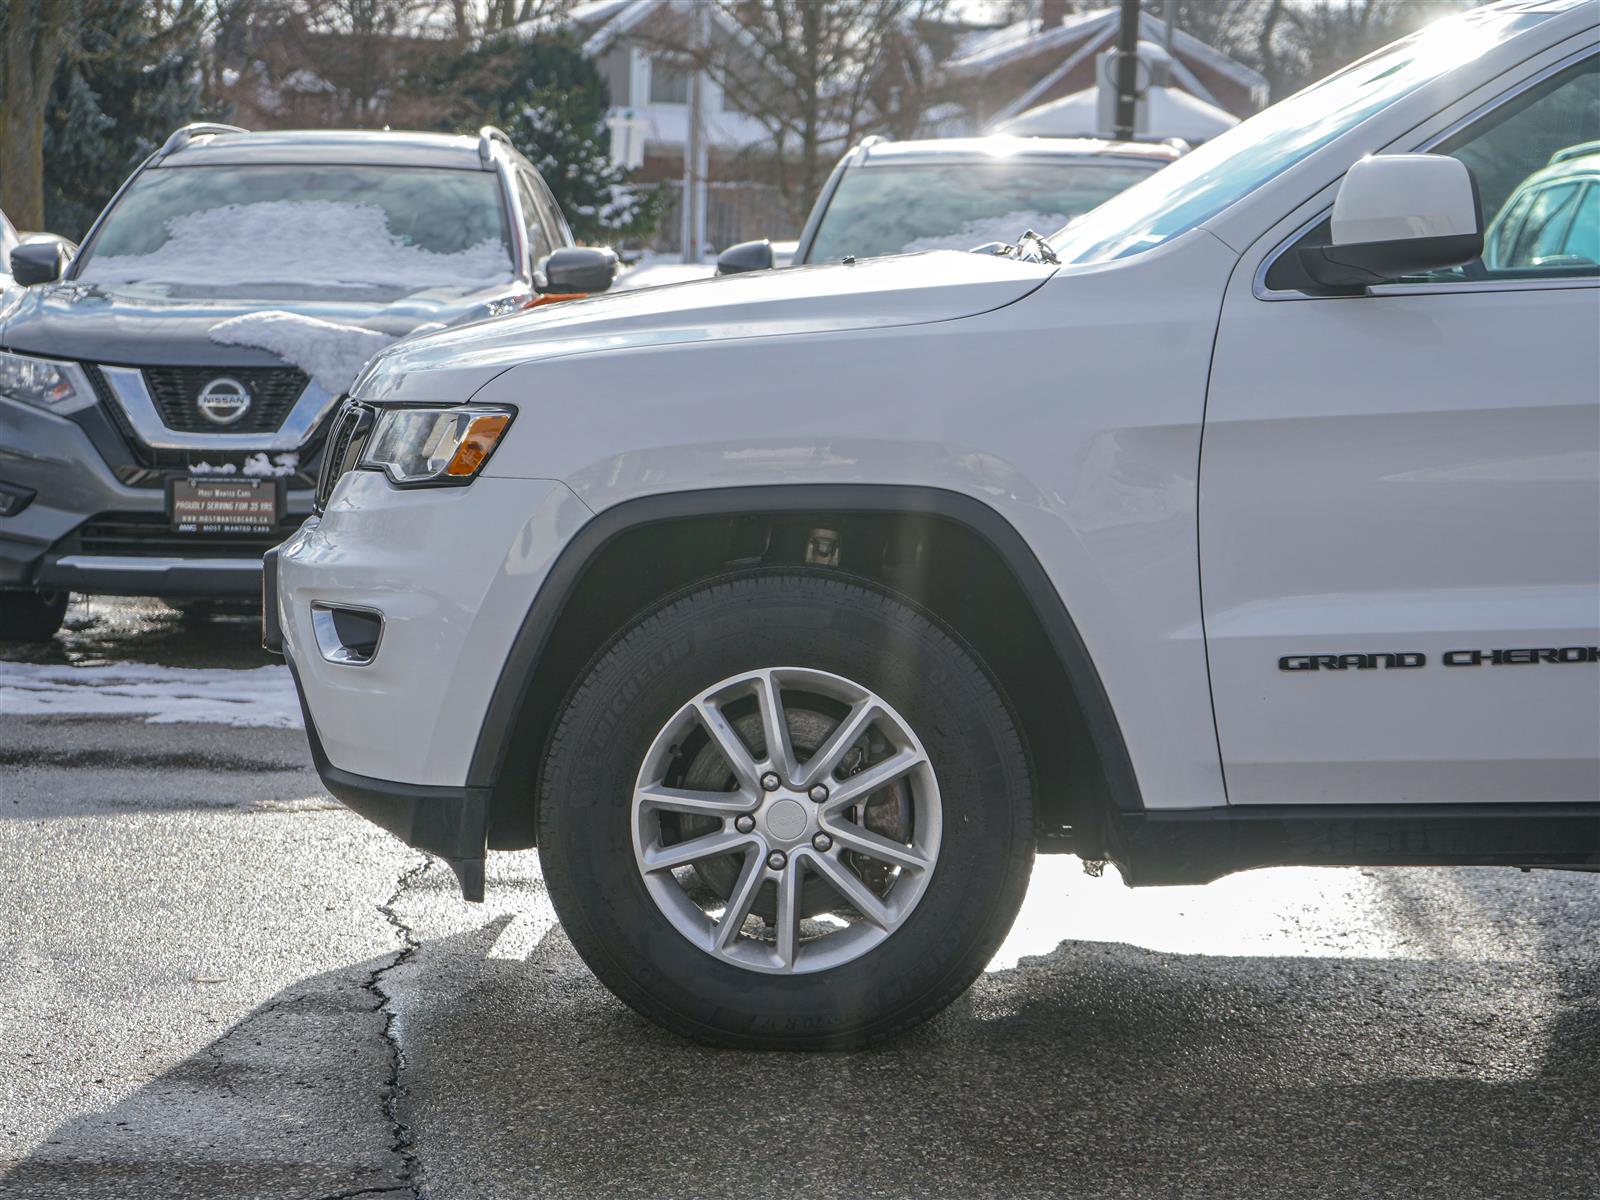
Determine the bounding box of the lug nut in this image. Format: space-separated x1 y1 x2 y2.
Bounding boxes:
809 784 828 803
811 832 833 852
735 814 756 834
766 850 788 871
760 772 781 792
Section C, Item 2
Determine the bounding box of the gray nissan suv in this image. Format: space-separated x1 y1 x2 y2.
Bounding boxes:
0 122 614 640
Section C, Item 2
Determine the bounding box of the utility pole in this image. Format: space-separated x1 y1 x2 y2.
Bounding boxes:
1113 0 1141 142
680 2 709 263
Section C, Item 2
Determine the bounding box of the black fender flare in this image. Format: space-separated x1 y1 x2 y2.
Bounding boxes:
466 483 1145 817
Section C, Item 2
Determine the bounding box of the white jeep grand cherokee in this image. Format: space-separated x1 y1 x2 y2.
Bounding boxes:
269 0 1599 1049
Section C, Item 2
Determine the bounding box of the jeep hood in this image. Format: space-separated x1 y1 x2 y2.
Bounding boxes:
353 252 1055 404
0 280 515 367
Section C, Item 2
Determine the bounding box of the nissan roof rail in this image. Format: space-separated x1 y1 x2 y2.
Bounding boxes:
478 126 514 165
1548 140 1600 166
154 122 248 163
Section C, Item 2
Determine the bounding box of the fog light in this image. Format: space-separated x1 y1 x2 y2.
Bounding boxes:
0 482 36 518
310 602 384 666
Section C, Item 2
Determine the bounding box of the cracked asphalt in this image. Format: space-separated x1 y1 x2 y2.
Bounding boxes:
1 598 1597 1199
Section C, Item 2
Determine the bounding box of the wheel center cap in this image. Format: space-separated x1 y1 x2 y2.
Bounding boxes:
764 798 808 842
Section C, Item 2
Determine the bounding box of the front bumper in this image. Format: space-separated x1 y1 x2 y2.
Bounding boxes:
273 470 591 868
1 395 311 597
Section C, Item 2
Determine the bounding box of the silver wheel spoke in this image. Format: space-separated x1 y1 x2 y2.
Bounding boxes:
694 696 761 792
753 670 798 780
820 749 924 812
635 783 752 818
795 697 880 789
823 820 932 874
634 666 941 975
807 850 895 930
772 863 802 970
712 850 765 952
642 828 751 873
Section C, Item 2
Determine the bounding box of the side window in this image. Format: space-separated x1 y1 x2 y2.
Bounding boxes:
516 171 553 266
1427 54 1599 281
1564 184 1600 265
530 171 573 248
1266 55 1598 291
1494 181 1582 269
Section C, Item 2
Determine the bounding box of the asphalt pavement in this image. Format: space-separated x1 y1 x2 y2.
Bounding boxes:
0 597 1595 1199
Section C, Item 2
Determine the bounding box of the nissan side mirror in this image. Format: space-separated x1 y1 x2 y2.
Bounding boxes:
1299 155 1482 291
9 235 76 286
539 246 618 295
716 239 774 276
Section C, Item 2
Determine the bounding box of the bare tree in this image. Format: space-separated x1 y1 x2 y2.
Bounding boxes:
1 0 88 228
441 0 571 41
644 0 936 221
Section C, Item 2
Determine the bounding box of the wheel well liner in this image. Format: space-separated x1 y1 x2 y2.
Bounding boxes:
469 485 1143 848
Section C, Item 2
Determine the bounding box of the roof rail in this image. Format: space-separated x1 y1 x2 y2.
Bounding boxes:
858 134 890 149
478 126 514 165
154 122 248 163
1548 139 1600 166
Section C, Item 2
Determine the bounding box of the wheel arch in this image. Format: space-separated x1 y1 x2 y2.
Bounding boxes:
470 485 1143 853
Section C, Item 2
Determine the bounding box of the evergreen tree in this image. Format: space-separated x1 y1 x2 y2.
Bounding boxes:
43 2 219 239
434 35 664 245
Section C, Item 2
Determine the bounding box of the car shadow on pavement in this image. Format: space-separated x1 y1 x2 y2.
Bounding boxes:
4 900 1595 1200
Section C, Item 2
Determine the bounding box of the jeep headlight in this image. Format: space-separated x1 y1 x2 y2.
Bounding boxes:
358 405 514 485
0 349 93 413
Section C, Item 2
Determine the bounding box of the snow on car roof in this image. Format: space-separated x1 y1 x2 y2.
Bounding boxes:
160 129 491 170
857 136 1183 165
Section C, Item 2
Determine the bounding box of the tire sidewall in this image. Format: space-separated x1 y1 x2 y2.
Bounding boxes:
539 572 1032 1046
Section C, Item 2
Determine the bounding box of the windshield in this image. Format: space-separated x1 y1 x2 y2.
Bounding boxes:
76 164 515 298
1051 6 1551 265
806 158 1159 262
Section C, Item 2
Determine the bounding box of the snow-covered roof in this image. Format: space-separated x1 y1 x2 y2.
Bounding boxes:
162 129 489 170
949 7 1266 96
991 84 1239 142
576 0 750 60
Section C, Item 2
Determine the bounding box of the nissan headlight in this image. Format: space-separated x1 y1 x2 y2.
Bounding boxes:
0 349 93 414
358 405 514 485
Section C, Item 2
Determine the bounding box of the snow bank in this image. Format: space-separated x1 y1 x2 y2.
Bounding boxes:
900 210 1069 254
209 311 395 396
78 200 513 292
0 660 302 728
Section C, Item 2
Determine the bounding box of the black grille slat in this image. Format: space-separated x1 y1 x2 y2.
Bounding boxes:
80 364 327 487
143 366 310 434
67 513 300 560
315 402 373 512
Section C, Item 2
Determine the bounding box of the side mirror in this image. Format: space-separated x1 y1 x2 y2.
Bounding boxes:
1299 155 1482 290
9 235 76 286
539 246 618 295
716 239 774 276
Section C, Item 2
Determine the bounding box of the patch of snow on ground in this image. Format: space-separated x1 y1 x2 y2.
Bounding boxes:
78 200 513 292
615 251 718 291
901 210 1068 254
210 311 395 396
0 660 302 728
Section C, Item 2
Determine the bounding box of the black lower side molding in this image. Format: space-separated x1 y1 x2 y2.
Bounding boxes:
1111 803 1600 886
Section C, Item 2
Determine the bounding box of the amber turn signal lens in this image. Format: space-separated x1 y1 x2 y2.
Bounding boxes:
444 413 511 477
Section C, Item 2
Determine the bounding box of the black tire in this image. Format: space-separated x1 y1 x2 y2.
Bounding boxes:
537 571 1034 1049
0 590 67 642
